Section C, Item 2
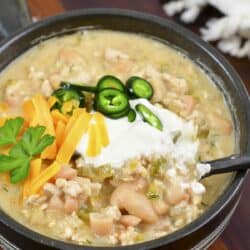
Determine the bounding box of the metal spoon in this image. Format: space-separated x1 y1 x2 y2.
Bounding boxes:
202 154 250 178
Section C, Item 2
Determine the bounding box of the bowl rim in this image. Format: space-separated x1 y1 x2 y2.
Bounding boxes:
0 8 249 250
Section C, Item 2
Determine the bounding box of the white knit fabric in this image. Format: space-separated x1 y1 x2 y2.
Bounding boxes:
163 0 250 58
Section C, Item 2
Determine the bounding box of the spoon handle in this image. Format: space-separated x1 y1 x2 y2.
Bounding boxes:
204 154 250 177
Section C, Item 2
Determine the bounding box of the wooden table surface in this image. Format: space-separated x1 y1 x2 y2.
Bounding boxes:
24 1 249 249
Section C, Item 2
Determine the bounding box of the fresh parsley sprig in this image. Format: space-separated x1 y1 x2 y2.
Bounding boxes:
0 117 55 183
0 117 23 146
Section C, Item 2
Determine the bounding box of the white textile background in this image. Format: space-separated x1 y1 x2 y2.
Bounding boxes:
163 0 250 58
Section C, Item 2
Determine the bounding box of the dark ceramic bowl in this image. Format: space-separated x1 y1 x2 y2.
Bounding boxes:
0 9 249 250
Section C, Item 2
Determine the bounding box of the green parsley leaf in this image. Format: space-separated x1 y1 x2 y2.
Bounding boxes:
15 126 54 157
9 143 27 158
0 118 55 184
10 157 30 184
0 155 28 172
0 117 24 146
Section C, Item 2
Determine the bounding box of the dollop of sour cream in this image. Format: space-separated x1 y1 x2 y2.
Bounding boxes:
76 99 199 168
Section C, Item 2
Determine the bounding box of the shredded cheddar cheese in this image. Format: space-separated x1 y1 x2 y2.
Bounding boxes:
86 112 110 157
56 110 91 163
93 112 110 147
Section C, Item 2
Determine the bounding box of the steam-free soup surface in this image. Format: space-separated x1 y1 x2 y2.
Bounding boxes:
0 30 234 246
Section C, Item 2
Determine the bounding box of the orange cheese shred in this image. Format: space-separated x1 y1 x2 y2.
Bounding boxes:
22 158 42 200
29 159 42 180
31 94 57 159
93 112 110 147
22 100 38 126
51 109 69 124
86 121 102 157
62 108 86 140
48 96 58 109
29 161 60 196
55 120 66 147
56 111 91 163
61 100 79 114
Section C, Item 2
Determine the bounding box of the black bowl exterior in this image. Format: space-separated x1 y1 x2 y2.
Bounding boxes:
0 9 249 250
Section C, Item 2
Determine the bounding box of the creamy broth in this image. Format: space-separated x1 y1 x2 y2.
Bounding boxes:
0 30 234 246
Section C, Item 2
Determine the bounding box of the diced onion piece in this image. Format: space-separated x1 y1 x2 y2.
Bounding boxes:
89 213 113 236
